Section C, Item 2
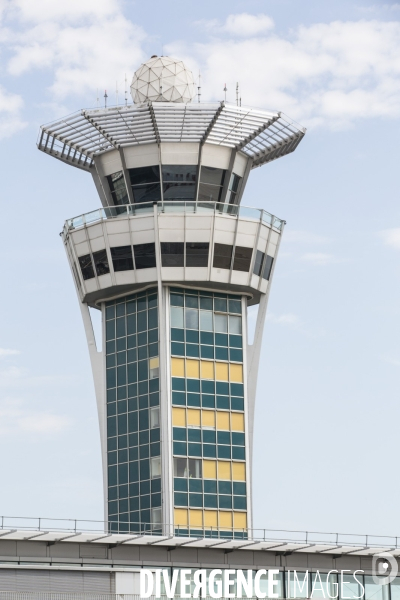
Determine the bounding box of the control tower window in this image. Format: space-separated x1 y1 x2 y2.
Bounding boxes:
110 246 134 271
134 243 156 269
186 242 209 267
198 166 226 202
128 166 161 204
253 250 274 280
213 243 233 270
233 246 253 272
78 254 95 280
226 173 241 205
93 249 110 276
161 242 184 267
162 165 197 201
107 171 129 206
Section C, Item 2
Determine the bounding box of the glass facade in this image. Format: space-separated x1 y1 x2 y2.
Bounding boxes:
106 166 242 206
169 287 247 538
105 288 161 533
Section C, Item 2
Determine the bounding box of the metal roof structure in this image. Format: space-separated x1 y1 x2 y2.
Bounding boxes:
0 530 397 556
37 102 306 173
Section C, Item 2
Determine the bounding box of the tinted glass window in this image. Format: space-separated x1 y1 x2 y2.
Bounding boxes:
134 243 156 269
78 254 94 280
162 165 196 182
186 242 209 267
93 249 110 276
129 166 160 186
233 246 252 272
198 167 226 203
132 184 161 204
253 249 264 277
213 243 233 270
163 183 195 200
107 171 129 206
263 255 274 280
200 166 225 186
227 173 241 205
161 242 184 267
110 246 133 271
162 165 197 201
198 183 222 202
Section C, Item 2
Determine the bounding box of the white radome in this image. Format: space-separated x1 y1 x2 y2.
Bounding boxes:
130 56 196 104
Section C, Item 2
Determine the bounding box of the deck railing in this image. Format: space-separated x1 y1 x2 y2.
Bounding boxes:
63 202 284 236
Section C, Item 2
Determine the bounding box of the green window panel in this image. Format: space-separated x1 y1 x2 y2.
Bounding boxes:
232 447 246 460
175 492 188 506
174 478 188 491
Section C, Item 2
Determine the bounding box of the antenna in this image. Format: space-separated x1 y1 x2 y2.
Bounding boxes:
198 71 201 104
116 81 119 106
223 83 227 103
160 76 163 101
125 73 128 106
236 82 239 106
96 88 99 108
240 96 242 107
104 90 108 108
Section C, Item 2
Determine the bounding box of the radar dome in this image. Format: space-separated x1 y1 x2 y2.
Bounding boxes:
130 56 196 104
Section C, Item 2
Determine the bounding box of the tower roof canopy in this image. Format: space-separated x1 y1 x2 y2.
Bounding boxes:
37 101 306 172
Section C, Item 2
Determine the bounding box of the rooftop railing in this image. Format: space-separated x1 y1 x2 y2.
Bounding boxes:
63 201 284 236
0 515 399 549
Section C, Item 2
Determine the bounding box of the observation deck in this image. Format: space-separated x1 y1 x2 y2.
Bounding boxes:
62 201 283 306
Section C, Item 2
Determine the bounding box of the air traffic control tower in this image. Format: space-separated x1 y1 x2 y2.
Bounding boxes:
38 56 305 538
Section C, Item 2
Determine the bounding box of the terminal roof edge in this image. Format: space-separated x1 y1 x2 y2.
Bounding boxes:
37 101 306 173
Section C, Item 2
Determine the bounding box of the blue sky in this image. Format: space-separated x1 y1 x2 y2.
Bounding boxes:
0 0 399 536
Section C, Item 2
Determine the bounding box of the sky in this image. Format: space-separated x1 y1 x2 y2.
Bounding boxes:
0 0 399 539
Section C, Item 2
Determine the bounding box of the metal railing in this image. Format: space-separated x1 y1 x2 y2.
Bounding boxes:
63 202 284 235
0 516 399 549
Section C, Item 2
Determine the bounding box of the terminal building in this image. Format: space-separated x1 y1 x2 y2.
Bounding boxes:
0 55 397 597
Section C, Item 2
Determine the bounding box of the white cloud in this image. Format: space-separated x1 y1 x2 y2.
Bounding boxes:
300 252 338 265
284 230 330 244
0 6 398 130
223 14 275 37
380 228 400 250
0 85 26 138
382 356 400 367
170 17 400 128
266 313 301 326
0 398 71 435
0 348 19 357
10 0 119 22
2 0 147 100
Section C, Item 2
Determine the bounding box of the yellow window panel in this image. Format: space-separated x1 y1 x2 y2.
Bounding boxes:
186 359 200 379
203 459 217 479
231 412 245 431
149 357 159 369
234 511 247 530
204 510 218 528
216 411 230 430
218 461 231 480
215 362 229 381
232 462 246 481
219 511 232 529
187 408 201 426
171 357 185 377
230 363 243 382
174 508 188 527
200 360 214 380
202 410 215 428
189 509 203 527
172 407 186 427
